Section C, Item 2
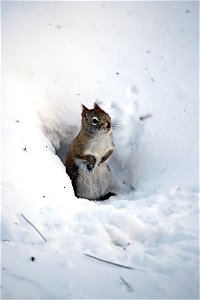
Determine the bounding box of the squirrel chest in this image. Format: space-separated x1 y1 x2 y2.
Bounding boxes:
84 133 114 166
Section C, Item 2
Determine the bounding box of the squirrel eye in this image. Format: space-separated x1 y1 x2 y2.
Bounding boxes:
92 117 99 125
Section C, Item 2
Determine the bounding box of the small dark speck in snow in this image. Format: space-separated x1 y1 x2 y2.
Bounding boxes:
16 120 20 123
23 147 27 152
123 242 131 250
146 50 150 54
185 10 190 13
116 72 119 75
150 78 155 82
30 257 35 262
42 195 45 198
56 25 61 29
64 186 66 189
140 114 152 121
49 23 52 26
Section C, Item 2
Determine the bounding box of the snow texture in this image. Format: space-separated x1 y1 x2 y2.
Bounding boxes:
1 1 199 299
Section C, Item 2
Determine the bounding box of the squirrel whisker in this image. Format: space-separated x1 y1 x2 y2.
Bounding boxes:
112 122 123 130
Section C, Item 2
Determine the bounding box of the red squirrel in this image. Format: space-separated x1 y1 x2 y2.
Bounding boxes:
65 103 114 200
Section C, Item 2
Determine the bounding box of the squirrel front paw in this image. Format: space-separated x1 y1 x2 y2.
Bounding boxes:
86 163 94 171
76 154 96 171
99 149 114 164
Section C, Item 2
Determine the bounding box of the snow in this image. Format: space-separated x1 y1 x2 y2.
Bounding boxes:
1 1 199 299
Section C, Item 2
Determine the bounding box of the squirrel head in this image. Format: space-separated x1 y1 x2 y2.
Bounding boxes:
81 103 112 134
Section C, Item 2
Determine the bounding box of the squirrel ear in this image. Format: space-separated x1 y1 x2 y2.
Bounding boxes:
94 103 102 111
81 104 89 115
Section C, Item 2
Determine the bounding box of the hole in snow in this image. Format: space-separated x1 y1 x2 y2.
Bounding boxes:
38 99 144 195
50 126 78 164
37 95 81 166
39 118 79 165
55 139 71 164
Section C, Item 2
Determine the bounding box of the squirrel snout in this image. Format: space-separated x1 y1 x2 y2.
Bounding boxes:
101 121 111 129
107 122 111 129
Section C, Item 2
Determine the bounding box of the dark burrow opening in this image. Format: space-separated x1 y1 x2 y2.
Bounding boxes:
55 140 70 165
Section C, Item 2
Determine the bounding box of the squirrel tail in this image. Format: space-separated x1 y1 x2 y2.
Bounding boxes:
95 192 116 201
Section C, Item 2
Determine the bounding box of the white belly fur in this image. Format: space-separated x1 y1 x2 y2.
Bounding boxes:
84 133 114 165
75 132 113 199
76 161 111 200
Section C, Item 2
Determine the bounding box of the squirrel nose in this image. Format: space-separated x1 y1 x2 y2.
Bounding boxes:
106 122 111 129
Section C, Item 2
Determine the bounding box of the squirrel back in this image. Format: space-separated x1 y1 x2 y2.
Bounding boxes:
66 103 114 200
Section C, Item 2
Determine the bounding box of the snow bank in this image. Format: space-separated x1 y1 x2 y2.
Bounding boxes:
1 1 199 299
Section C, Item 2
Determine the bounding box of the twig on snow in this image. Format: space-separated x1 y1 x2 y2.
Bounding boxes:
21 214 47 242
139 113 152 121
84 253 146 272
119 276 133 293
